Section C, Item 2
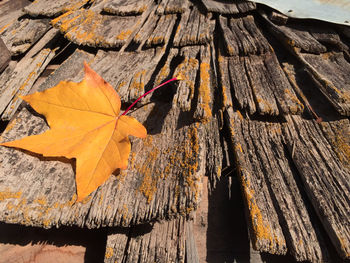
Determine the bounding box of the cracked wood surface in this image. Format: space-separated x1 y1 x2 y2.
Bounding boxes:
0 0 349 262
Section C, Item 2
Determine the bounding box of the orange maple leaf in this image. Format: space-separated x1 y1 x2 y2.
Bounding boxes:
1 63 147 201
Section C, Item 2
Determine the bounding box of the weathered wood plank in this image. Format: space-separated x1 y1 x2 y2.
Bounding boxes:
193 45 213 122
155 0 189 15
218 50 303 116
0 103 213 228
260 12 327 54
1 29 61 121
283 116 350 259
24 0 89 17
51 9 143 48
201 0 256 14
90 48 166 103
0 46 222 228
105 217 196 263
298 52 350 116
0 0 30 33
0 37 10 74
173 7 214 47
219 16 271 56
0 18 51 55
0 30 60 120
173 46 200 112
103 0 151 16
145 14 176 47
225 108 329 262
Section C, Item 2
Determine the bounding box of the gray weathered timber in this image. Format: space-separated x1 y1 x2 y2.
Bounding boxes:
0 38 10 74
0 0 30 33
298 52 350 116
103 0 151 16
132 12 159 46
0 18 51 55
155 0 189 14
24 0 89 17
226 108 331 262
90 48 166 103
52 9 143 48
172 46 200 112
0 47 222 228
260 11 327 54
0 35 59 119
201 0 256 14
283 116 350 259
219 16 272 56
0 103 213 228
145 14 176 47
1 29 61 120
105 217 196 263
218 50 304 116
173 6 214 47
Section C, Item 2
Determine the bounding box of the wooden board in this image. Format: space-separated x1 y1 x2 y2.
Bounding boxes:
225 108 329 262
103 0 151 16
24 0 89 17
105 217 198 263
219 15 272 56
0 37 10 74
52 9 144 48
0 48 222 229
0 29 60 120
283 115 350 259
201 0 256 14
155 0 189 15
218 51 304 116
173 6 214 47
0 18 51 55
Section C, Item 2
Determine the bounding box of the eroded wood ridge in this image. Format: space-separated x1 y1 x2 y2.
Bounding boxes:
90 48 165 103
173 6 214 47
225 108 330 262
219 51 303 116
24 0 90 17
0 18 51 55
201 0 256 14
103 0 151 16
155 0 189 15
52 9 143 48
283 116 350 259
262 12 350 117
105 217 194 263
0 48 221 228
0 38 10 74
219 15 271 56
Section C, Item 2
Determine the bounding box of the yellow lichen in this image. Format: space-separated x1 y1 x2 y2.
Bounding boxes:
198 63 212 121
105 247 114 259
0 191 22 201
116 30 132 41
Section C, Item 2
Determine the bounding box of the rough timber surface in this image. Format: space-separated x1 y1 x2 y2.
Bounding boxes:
283 116 350 259
0 48 222 228
0 38 10 73
52 9 143 48
201 0 256 14
105 217 198 263
173 6 214 47
225 108 329 262
103 0 151 16
0 29 60 120
155 0 189 14
24 0 89 17
219 51 304 116
0 18 51 55
219 15 272 56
